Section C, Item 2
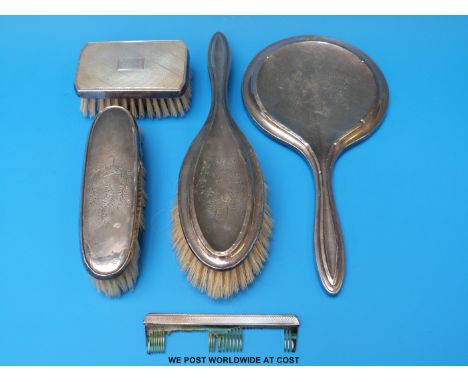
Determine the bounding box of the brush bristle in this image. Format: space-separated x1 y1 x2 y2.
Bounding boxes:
171 195 272 299
92 241 141 297
80 81 192 119
91 164 147 297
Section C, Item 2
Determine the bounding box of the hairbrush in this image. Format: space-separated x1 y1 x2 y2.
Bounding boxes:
172 32 271 299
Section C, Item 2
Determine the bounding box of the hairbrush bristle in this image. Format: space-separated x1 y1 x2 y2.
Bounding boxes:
171 194 272 299
80 81 192 119
91 164 147 297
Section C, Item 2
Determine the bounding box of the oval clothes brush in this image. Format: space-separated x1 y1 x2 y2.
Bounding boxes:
172 32 271 299
243 36 388 295
81 106 145 297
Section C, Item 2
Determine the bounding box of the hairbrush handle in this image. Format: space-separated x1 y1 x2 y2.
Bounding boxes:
314 166 344 295
208 32 231 108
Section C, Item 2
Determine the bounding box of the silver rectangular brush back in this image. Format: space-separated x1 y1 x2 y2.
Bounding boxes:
75 40 189 99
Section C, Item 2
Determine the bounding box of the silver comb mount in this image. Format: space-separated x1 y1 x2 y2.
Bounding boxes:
144 314 299 353
74 40 192 119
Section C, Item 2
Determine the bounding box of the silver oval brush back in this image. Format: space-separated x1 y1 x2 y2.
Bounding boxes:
178 33 265 270
81 106 144 296
173 32 270 299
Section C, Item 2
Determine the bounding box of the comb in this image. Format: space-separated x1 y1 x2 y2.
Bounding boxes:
144 313 299 353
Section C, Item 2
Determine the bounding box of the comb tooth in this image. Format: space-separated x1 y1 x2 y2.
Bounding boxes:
111 98 119 106
145 99 154 119
209 332 215 352
232 330 236 352
148 331 155 353
147 332 151 353
291 328 297 352
285 329 291 352
239 328 243 352
240 329 243 352
104 98 111 108
284 329 287 352
212 333 216 352
174 97 185 116
137 98 145 119
154 331 158 352
80 98 88 116
129 99 137 118
166 98 178 117
88 98 96 117
152 99 162 118
233 329 237 352
159 99 170 118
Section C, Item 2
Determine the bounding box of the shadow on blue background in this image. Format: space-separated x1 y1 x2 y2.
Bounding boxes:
0 16 467 365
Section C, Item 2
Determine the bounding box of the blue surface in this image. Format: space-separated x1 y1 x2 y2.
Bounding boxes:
0 16 467 366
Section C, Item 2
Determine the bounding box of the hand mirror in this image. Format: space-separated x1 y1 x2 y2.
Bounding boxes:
242 35 388 294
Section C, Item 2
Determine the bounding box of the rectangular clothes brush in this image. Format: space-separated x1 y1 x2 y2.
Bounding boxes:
74 40 191 119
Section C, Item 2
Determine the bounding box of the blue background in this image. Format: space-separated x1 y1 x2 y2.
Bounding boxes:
0 16 467 365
